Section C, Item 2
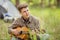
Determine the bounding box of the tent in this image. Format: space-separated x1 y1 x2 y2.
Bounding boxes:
0 5 7 19
0 0 21 20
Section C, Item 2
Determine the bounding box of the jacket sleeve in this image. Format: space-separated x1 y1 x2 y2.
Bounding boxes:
34 19 40 34
8 18 20 34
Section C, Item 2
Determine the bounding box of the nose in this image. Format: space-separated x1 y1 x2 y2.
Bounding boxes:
26 11 29 15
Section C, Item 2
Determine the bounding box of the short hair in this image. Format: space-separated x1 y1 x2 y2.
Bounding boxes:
17 3 28 12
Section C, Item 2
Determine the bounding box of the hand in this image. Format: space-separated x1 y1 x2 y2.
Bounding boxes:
31 30 35 35
35 29 40 34
11 29 19 36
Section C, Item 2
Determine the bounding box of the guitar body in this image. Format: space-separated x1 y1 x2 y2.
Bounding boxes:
11 26 29 39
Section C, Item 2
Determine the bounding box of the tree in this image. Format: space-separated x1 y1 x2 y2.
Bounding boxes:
48 0 51 7
15 0 20 7
27 0 33 4
57 0 60 7
40 0 45 8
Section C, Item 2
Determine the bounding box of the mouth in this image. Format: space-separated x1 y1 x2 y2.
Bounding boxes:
26 14 29 16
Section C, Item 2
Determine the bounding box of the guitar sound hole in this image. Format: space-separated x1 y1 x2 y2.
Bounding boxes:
19 31 22 34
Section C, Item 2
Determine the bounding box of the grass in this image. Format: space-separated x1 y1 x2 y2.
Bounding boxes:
0 19 11 40
0 7 60 40
30 7 60 40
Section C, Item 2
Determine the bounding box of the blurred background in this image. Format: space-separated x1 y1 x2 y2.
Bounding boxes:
0 0 60 40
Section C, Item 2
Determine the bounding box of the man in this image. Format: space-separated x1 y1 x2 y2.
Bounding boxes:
8 3 40 40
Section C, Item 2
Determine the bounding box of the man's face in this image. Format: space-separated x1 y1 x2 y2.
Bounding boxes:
20 7 30 19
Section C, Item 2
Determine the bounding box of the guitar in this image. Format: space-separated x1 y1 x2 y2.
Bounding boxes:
10 26 29 39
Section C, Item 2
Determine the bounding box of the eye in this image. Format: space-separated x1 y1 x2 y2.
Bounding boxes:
27 10 28 11
24 11 26 12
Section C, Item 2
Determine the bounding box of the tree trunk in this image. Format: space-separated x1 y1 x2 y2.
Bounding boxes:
57 0 60 7
15 0 19 7
40 0 45 8
28 0 32 4
48 0 51 7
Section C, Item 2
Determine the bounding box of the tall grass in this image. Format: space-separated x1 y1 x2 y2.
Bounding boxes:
0 7 60 40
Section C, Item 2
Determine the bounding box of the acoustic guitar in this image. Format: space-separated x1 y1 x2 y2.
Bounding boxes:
10 26 29 39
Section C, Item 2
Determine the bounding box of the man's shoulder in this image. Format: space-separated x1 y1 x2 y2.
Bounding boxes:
31 15 39 21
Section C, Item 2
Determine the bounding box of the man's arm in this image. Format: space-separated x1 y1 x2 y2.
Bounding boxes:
8 18 20 34
31 19 40 36
34 19 40 34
